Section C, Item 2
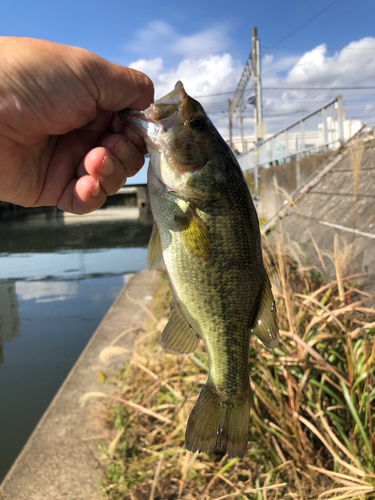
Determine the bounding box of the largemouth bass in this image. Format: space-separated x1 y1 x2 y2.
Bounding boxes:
120 82 279 458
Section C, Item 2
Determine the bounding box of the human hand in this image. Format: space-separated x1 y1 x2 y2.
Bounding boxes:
0 37 154 214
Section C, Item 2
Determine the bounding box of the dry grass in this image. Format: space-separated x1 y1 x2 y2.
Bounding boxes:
332 234 353 305
349 140 365 203
90 234 375 500
349 139 365 277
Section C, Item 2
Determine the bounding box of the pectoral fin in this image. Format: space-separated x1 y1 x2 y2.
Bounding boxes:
146 222 163 271
251 274 280 349
161 299 200 354
175 208 211 261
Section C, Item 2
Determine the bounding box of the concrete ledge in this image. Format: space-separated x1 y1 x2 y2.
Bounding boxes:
0 269 158 500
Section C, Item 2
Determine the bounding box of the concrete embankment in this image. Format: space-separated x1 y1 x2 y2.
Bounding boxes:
245 152 332 220
0 269 158 500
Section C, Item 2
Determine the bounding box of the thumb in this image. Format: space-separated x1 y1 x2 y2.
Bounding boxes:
83 54 154 112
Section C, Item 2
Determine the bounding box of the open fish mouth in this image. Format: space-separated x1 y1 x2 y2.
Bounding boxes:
119 82 191 188
119 81 187 139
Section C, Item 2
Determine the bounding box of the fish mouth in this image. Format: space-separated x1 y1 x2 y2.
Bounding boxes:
119 82 202 191
119 81 187 139
145 81 187 128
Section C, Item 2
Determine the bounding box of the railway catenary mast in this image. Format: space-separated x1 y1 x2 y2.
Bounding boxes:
228 27 264 194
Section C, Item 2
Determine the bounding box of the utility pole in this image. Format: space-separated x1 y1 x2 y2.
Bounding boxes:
228 27 265 201
252 28 258 194
251 27 266 198
252 27 264 141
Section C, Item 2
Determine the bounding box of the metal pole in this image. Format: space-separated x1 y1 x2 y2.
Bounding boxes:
252 28 258 128
228 99 233 149
322 107 328 151
239 109 245 153
256 38 263 126
284 130 289 161
300 119 305 152
337 95 344 143
252 27 259 197
296 154 301 188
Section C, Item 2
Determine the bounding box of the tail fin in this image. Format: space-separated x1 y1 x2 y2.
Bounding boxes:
185 383 250 458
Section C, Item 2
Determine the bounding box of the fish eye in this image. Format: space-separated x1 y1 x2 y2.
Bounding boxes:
189 117 206 131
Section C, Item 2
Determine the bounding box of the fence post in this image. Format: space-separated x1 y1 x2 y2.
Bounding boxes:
337 95 344 143
284 130 289 162
322 107 328 152
296 153 301 189
272 137 276 165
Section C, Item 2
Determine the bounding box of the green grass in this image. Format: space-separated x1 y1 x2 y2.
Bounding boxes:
95 245 375 500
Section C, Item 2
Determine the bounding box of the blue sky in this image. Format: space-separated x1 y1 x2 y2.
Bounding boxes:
1 0 374 169
1 0 374 61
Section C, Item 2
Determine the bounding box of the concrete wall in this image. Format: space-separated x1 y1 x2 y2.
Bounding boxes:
247 152 331 220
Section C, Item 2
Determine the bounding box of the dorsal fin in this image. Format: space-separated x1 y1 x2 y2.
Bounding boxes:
251 274 280 349
161 299 200 354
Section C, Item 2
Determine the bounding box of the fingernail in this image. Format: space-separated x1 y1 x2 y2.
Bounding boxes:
98 154 114 176
113 138 132 164
90 180 101 197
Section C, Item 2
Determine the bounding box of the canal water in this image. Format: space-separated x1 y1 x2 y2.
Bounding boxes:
0 205 153 482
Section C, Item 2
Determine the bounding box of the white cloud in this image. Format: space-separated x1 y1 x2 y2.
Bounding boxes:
125 20 231 58
173 26 230 56
286 38 375 87
129 57 164 83
130 52 243 136
125 21 239 136
144 53 240 101
255 38 375 132
126 31 375 137
262 53 300 74
125 21 175 56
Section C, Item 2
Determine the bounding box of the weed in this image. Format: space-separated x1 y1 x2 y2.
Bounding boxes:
95 242 375 499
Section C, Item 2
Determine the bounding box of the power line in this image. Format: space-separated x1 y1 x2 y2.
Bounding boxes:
194 87 375 99
263 87 375 91
268 46 375 51
265 0 340 52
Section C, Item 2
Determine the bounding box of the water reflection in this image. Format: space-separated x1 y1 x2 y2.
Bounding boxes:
0 206 153 363
0 206 153 254
0 275 126 481
0 204 152 480
16 281 78 302
2 248 148 281
0 206 153 360
0 283 20 364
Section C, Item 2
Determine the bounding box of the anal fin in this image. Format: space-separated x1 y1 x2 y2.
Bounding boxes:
161 299 200 354
251 273 280 349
